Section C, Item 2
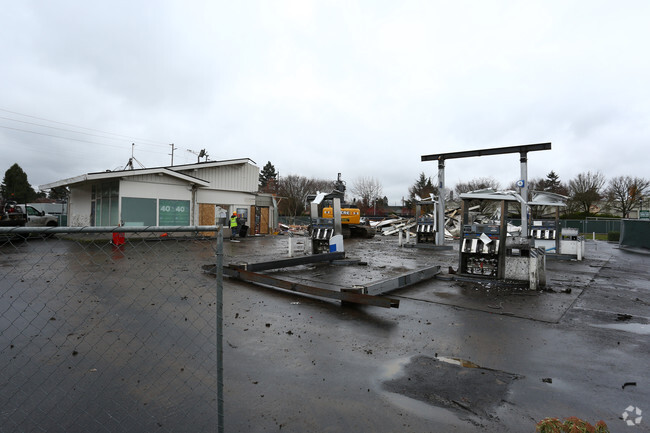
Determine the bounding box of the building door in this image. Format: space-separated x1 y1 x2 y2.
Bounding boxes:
260 207 269 234
254 206 270 234
199 203 216 236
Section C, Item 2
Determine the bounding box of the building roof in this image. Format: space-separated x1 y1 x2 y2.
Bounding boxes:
38 158 256 190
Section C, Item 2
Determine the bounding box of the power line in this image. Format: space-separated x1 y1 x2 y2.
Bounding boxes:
0 107 168 146
0 115 166 149
0 124 169 155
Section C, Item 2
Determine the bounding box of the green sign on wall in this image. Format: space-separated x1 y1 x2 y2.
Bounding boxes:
159 200 190 226
640 210 650 220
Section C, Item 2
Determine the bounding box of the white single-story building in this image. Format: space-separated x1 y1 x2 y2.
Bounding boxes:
39 158 276 234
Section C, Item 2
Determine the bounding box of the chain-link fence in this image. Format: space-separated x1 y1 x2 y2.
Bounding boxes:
1 226 223 433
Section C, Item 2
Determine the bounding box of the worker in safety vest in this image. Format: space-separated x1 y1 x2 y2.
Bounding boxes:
230 212 239 240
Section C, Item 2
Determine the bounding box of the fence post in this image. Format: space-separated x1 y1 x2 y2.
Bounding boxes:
288 231 294 257
216 229 224 433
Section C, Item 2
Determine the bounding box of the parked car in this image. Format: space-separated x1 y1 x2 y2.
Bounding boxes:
17 205 59 227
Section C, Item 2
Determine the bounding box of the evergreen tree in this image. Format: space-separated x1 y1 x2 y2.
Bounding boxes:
259 161 278 192
542 171 569 195
48 187 69 201
405 173 437 208
1 163 37 203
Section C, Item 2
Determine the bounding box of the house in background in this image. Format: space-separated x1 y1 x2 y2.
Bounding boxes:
39 158 276 235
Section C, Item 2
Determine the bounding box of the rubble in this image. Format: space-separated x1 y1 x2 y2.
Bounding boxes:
277 223 309 236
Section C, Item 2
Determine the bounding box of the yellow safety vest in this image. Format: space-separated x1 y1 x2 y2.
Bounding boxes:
230 216 238 228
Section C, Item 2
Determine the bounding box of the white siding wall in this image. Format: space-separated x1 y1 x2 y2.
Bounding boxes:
69 185 92 226
120 179 191 200
176 163 258 192
196 190 255 206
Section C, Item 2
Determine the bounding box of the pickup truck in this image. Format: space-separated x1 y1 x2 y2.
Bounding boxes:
17 204 59 227
0 200 27 227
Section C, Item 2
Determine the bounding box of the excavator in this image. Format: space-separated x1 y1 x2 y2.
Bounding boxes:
308 174 375 240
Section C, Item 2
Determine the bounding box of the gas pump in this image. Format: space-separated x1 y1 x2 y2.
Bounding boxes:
458 193 507 279
308 192 343 254
460 223 501 277
531 220 558 253
528 191 580 258
415 199 437 244
457 190 546 289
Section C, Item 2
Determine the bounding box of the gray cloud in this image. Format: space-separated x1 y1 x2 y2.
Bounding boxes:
2 1 649 205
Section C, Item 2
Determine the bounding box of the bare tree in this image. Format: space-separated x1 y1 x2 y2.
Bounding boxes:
455 177 501 214
277 175 334 220
312 178 336 198
568 171 606 215
351 177 383 212
605 176 650 218
454 176 501 195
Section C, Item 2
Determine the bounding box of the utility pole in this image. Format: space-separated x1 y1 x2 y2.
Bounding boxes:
169 143 177 166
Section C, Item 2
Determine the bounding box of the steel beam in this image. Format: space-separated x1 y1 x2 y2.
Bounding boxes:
360 265 440 295
421 142 551 162
231 252 346 272
223 267 400 308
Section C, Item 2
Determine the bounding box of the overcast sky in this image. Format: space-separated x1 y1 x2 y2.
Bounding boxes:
2 1 649 205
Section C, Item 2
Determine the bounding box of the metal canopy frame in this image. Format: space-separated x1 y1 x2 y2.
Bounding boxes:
421 142 552 245
421 142 551 162
205 253 441 308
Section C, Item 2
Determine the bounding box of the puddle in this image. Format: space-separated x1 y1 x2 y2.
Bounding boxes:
592 323 650 335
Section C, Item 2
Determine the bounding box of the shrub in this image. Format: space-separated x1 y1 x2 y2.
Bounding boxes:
607 231 620 242
536 417 609 433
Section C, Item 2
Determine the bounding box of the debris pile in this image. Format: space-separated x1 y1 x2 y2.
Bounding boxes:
369 208 462 240
277 223 309 236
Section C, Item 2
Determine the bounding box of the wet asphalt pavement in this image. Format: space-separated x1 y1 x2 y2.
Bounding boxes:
1 233 647 432
220 235 648 432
